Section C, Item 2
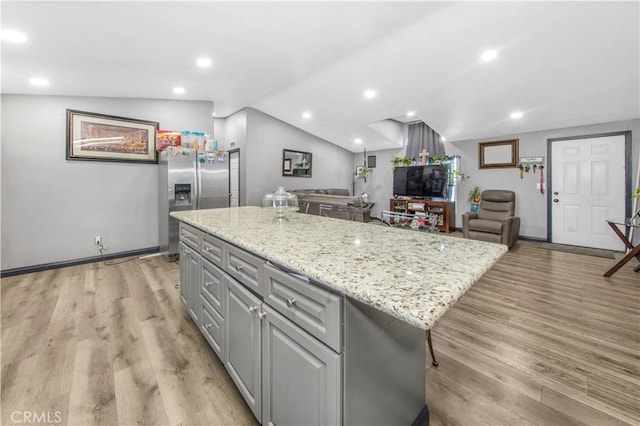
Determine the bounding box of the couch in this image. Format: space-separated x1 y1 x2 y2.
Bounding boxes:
291 189 372 222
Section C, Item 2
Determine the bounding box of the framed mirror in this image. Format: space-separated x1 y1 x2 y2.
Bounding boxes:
283 149 312 177
479 139 519 169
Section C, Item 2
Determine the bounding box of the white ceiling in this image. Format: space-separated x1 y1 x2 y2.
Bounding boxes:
2 1 638 153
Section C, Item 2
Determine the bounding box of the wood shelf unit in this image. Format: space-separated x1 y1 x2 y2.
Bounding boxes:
389 198 456 233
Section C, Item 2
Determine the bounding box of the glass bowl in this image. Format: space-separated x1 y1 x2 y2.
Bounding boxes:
263 187 299 222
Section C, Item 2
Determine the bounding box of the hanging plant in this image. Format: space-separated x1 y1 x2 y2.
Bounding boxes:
356 166 372 179
391 156 412 170
633 187 640 199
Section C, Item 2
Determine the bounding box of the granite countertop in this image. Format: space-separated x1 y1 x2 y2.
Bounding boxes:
171 206 507 330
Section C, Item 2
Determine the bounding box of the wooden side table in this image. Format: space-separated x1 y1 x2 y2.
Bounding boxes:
604 218 640 277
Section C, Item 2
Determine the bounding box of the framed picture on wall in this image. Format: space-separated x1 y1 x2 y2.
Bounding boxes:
478 139 518 169
66 109 159 163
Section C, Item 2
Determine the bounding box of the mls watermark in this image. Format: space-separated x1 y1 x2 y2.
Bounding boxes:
10 411 62 424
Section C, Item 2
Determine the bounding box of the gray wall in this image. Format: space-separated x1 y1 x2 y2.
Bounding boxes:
356 119 639 243
220 108 354 206
1 94 214 271
448 118 640 240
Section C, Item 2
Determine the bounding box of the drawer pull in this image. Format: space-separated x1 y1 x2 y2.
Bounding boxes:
286 298 297 308
258 312 267 321
204 281 214 287
204 246 213 252
235 264 244 272
204 323 213 329
182 248 191 254
249 306 258 313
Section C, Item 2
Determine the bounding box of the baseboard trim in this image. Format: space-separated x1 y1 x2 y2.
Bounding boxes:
453 228 547 243
1 246 160 278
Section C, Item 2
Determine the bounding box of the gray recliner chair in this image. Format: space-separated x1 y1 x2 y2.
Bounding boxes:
462 190 520 248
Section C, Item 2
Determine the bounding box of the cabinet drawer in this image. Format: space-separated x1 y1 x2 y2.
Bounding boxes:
201 298 225 363
201 259 225 316
179 223 200 250
262 264 342 352
225 244 263 293
202 233 225 268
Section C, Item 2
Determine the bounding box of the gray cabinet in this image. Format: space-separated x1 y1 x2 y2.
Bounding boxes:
262 264 342 352
262 304 341 426
178 226 351 425
201 297 225 361
225 276 262 420
179 240 201 325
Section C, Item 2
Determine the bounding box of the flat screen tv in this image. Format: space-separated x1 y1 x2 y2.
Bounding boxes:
393 165 449 198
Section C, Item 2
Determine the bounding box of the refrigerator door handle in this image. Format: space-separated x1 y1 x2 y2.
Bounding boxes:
194 153 200 210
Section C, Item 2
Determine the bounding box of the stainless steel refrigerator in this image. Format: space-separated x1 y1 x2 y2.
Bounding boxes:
159 147 230 260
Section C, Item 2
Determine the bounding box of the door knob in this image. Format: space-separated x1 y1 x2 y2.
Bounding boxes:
249 306 258 313
286 298 297 307
553 191 559 195
258 312 267 320
553 198 559 203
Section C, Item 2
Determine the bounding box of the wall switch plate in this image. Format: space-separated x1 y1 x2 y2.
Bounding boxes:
95 236 102 246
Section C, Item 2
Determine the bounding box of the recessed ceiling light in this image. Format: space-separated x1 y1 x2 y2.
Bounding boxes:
1 29 27 43
29 77 49 86
173 87 185 94
354 138 363 144
407 111 416 117
441 136 447 142
196 57 212 67
302 111 312 119
212 112 216 117
510 111 523 119
481 49 497 62
363 90 376 99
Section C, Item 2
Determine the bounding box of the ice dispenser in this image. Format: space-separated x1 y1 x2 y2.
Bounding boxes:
173 183 192 207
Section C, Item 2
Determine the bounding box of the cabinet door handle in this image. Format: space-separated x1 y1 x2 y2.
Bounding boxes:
182 248 191 254
204 323 213 329
258 312 267 321
204 281 214 287
286 298 297 308
249 306 258 313
235 264 244 272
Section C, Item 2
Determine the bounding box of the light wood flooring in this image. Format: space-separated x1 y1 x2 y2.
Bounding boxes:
1 240 639 425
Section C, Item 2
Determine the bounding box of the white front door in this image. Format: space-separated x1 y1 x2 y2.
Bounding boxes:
551 135 626 250
230 150 240 207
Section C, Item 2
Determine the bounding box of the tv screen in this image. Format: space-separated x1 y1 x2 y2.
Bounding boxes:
393 165 448 198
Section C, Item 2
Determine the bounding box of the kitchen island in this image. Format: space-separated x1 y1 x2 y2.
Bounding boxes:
171 206 507 425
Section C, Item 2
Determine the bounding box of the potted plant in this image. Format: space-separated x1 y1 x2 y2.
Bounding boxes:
633 187 640 199
391 156 412 170
468 186 481 203
430 154 448 164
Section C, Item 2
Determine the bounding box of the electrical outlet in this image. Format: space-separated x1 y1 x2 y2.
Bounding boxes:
95 236 102 246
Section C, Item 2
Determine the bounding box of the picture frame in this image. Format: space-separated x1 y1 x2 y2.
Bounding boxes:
479 139 519 169
66 109 159 163
282 148 312 177
283 159 292 175
367 155 377 168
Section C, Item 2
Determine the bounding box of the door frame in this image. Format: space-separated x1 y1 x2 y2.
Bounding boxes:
228 148 241 207
546 131 632 243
